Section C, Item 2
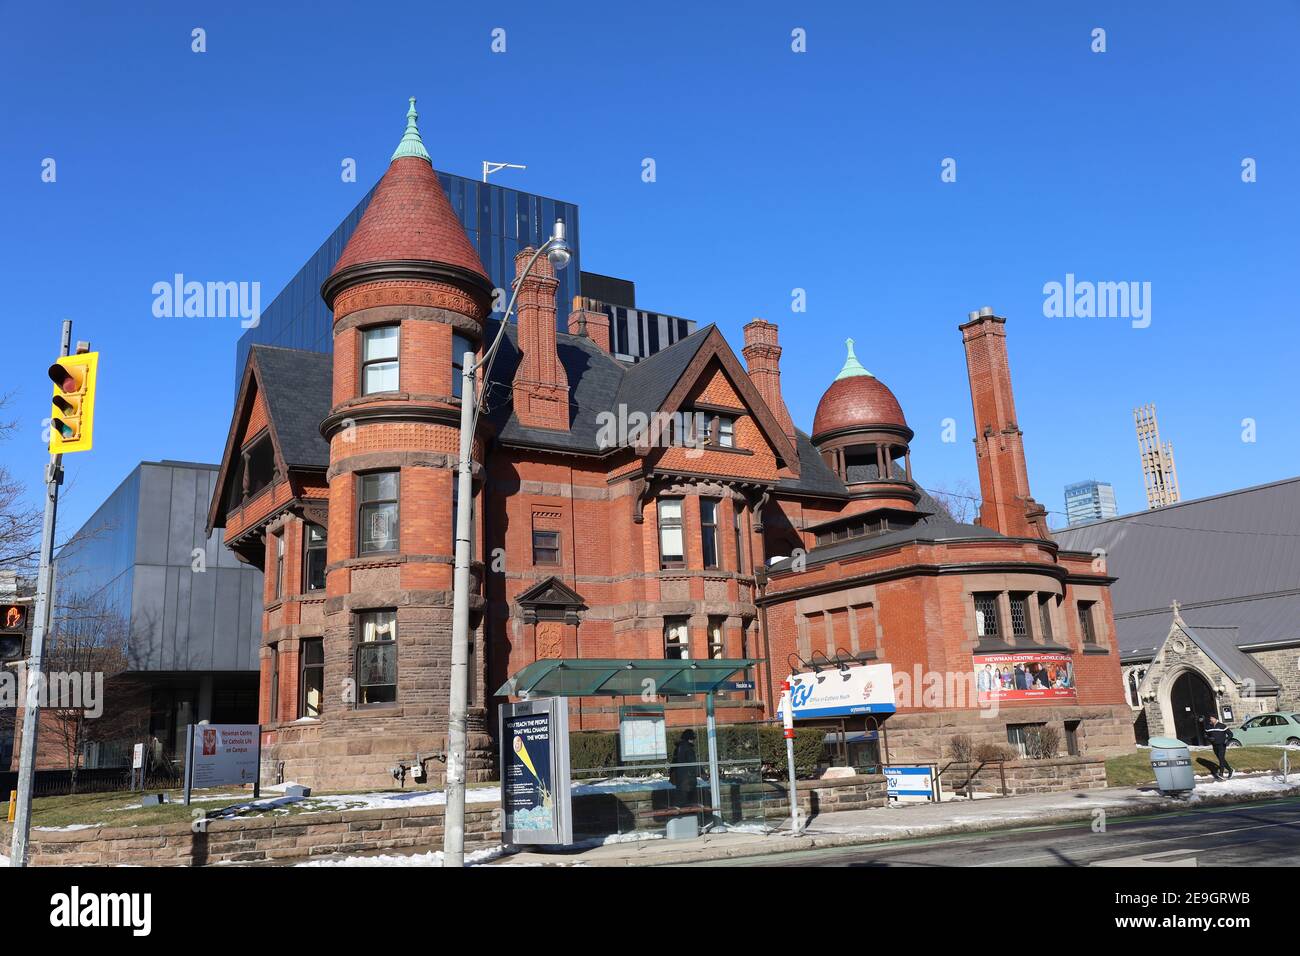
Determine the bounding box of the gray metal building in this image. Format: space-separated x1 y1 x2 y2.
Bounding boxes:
52 460 263 767
1056 476 1300 744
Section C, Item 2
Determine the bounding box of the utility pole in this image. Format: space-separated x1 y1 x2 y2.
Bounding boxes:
443 222 570 868
442 348 478 868
9 320 71 867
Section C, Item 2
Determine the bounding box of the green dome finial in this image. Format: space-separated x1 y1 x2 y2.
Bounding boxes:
391 96 431 163
834 337 872 380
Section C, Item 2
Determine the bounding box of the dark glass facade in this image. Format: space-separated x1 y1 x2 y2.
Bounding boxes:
235 171 582 385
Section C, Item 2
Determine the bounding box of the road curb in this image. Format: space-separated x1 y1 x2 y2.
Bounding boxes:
612 778 1300 867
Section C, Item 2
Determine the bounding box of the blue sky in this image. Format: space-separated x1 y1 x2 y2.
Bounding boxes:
2 1 1297 535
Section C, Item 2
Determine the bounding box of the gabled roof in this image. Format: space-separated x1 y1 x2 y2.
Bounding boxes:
484 321 800 471
254 347 332 468
207 345 332 532
515 576 587 609
1175 621 1280 693
1056 476 1300 659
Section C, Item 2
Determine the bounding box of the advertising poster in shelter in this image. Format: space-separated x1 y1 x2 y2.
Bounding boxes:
973 651 1075 702
500 697 573 845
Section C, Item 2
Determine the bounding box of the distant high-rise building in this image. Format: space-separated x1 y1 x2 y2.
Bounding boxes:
1064 479 1118 526
1134 403 1181 509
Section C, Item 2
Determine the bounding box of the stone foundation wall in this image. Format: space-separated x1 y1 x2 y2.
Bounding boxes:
566 775 889 835
0 802 500 867
883 704 1134 764
939 756 1107 796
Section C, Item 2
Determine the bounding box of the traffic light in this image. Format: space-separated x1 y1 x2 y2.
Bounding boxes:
48 351 99 453
0 602 27 662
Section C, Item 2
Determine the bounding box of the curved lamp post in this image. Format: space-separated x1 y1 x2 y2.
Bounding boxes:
444 221 571 868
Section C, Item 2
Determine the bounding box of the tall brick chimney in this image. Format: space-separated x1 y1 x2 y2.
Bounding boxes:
960 308 1051 540
566 296 611 353
742 319 797 447
512 248 570 431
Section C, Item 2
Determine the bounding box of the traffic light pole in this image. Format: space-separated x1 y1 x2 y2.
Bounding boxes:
9 320 70 868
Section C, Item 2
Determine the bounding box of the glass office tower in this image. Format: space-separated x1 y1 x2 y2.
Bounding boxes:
235 172 582 384
1064 479 1119 527
52 461 263 768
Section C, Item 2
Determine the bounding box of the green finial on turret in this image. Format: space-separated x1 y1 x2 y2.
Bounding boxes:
391 96 432 163
834 337 872 380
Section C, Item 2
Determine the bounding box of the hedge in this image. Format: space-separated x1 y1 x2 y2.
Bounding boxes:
569 724 825 778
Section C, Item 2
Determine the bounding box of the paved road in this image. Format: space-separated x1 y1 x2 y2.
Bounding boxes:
689 796 1300 867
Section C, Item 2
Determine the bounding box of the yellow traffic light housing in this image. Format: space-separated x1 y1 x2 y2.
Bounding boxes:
48 351 99 453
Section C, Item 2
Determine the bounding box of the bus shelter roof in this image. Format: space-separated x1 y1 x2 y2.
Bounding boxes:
495 659 759 699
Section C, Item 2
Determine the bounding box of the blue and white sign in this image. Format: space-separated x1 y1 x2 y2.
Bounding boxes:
885 766 934 801
777 663 896 720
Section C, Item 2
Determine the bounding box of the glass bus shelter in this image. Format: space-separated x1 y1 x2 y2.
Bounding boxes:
496 658 775 840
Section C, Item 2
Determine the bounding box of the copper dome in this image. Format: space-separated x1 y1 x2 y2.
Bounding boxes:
811 339 909 440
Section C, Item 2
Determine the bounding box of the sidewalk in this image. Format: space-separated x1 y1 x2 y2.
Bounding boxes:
489 771 1300 867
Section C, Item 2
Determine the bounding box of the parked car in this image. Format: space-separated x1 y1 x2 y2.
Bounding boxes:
1229 712 1300 747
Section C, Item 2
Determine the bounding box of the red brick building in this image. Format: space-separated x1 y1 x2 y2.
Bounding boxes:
208 106 1131 791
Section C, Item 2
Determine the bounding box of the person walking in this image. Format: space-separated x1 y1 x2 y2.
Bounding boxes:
1204 715 1234 780
670 730 699 807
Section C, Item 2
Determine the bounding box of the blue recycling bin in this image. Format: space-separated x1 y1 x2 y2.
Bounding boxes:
1149 737 1195 794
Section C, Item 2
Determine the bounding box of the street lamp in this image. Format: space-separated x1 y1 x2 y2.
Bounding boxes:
443 220 570 868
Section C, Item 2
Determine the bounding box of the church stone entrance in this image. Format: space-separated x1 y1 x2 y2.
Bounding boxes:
1169 670 1217 745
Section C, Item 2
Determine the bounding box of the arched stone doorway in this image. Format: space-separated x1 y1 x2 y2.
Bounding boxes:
1168 669 1217 745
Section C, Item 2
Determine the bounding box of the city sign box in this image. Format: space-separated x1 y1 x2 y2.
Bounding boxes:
885 766 935 802
619 703 667 761
778 663 896 720
183 723 261 802
500 697 573 846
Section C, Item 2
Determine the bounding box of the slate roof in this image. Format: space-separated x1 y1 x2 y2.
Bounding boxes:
329 157 488 282
1055 476 1300 661
767 469 1002 572
777 429 850 497
244 321 882 499
1178 623 1281 693
251 346 332 469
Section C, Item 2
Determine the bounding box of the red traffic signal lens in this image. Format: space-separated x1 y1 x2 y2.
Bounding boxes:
48 362 80 393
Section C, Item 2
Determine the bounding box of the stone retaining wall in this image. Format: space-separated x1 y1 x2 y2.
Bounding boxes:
939 756 1107 796
0 802 501 867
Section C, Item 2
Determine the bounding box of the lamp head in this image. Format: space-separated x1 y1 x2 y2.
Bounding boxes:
547 219 572 270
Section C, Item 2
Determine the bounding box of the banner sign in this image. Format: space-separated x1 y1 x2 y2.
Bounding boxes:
777 663 896 720
619 704 667 761
974 651 1075 702
885 766 935 801
500 697 573 845
183 723 260 804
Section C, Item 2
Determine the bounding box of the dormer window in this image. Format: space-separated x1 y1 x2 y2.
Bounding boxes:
714 416 735 448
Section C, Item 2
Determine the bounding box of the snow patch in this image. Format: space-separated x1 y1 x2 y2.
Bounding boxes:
296 844 510 867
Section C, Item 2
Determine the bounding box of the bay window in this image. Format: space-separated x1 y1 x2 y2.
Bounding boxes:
356 610 397 705
658 498 684 568
361 325 399 395
358 472 399 555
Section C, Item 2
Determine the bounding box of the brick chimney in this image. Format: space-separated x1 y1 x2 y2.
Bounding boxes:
512 248 570 431
566 296 611 353
960 308 1051 540
742 319 797 447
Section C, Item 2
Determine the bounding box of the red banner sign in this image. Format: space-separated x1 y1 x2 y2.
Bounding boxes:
974 651 1076 702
